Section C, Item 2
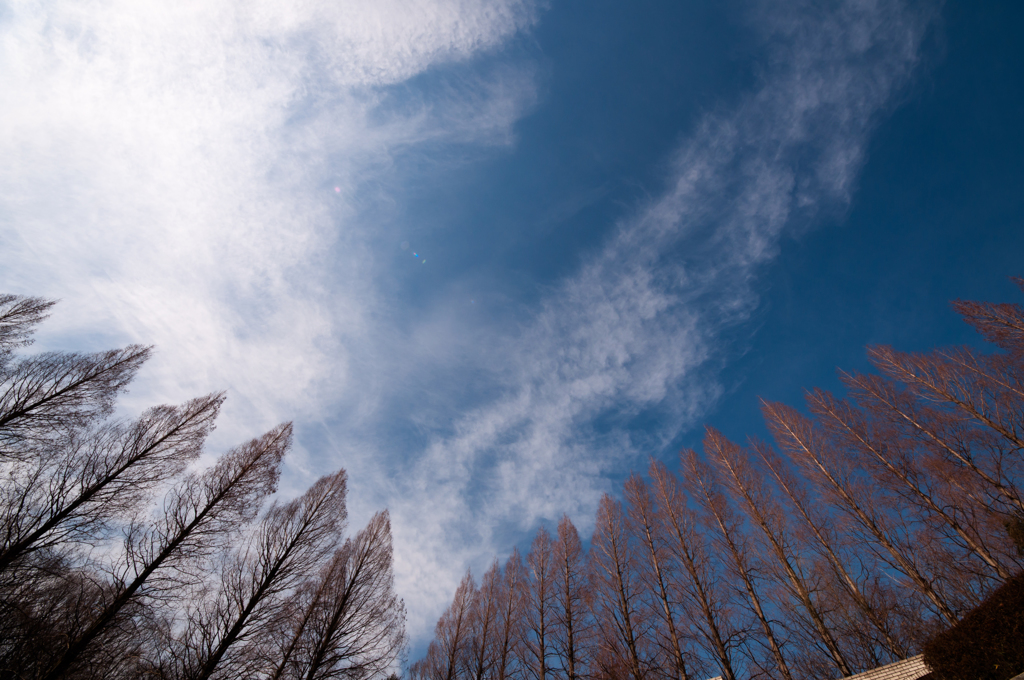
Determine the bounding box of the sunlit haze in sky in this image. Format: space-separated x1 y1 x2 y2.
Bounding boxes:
2 0 1023 657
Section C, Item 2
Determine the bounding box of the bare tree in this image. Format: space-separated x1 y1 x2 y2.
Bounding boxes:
173 469 349 680
521 528 555 680
0 295 56 370
413 570 475 680
870 342 1024 453
410 282 1024 680
843 349 1024 585
0 294 407 680
846 360 1024 520
952 278 1024 353
807 386 1018 603
466 560 503 680
703 429 852 678
815 385 1015 581
623 475 690 680
0 554 121 678
753 440 911 663
0 394 223 575
494 549 528 680
550 516 590 680
648 461 741 680
763 400 959 627
42 423 291 680
683 449 794 680
1 344 151 461
270 511 406 680
588 494 649 680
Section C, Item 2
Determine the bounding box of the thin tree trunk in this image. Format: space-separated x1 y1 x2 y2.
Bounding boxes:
809 389 1014 581
590 495 646 680
625 475 689 680
43 424 289 680
705 430 852 677
684 451 794 680
650 461 737 680
764 401 959 626
756 442 909 659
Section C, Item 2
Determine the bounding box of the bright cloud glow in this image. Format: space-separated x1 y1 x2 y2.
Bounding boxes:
0 0 537 431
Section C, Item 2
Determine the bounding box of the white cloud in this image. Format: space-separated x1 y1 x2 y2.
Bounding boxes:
384 0 936 647
0 0 538 442
0 1 540 651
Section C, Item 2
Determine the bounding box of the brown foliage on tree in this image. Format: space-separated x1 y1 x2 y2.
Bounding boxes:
588 494 653 680
648 461 740 680
413 280 1024 679
412 570 476 680
521 528 556 680
754 441 911 664
683 449 794 680
704 429 851 677
550 516 590 680
623 475 690 680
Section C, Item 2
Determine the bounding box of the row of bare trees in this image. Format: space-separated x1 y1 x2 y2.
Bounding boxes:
411 282 1024 680
0 294 406 679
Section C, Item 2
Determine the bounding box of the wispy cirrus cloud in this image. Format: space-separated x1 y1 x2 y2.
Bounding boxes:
382 0 936 644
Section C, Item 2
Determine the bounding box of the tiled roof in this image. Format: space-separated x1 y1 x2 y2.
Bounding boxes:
845 655 931 680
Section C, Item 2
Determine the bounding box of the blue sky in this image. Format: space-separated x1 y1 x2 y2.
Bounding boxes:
2 0 1023 655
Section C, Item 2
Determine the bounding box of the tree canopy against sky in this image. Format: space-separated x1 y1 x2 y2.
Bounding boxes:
411 284 1024 679
0 294 406 679
2 0 1023 657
